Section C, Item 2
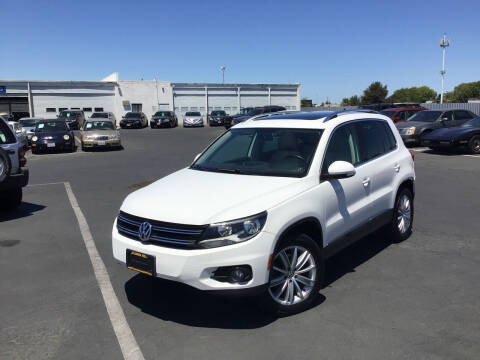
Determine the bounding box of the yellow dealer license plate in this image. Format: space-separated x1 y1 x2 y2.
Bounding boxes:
126 249 155 276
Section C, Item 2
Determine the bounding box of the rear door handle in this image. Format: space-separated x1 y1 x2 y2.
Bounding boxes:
362 178 370 187
394 164 400 172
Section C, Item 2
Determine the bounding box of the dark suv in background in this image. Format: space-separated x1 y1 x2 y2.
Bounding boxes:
396 109 477 145
208 110 231 126
150 111 177 128
58 110 85 130
225 105 287 128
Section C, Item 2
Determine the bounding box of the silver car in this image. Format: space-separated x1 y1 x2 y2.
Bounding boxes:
81 120 121 151
19 117 44 144
183 112 204 127
8 121 28 148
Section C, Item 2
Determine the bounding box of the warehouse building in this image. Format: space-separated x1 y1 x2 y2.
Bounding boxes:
0 73 301 125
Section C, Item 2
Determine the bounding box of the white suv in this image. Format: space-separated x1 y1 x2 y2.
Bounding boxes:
112 111 415 314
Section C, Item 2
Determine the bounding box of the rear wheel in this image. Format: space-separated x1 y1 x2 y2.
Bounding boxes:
468 135 480 154
389 187 414 243
263 233 323 315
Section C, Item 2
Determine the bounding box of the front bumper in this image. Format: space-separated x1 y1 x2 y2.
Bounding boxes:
121 121 142 128
31 141 73 151
183 122 203 127
400 134 420 144
82 139 121 148
0 168 29 190
151 119 172 127
112 220 273 291
422 138 464 148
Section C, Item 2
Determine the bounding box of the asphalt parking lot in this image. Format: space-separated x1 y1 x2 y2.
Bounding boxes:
1 127 480 360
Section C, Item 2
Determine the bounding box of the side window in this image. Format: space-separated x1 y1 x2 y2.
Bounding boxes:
455 110 473 120
382 122 397 150
323 124 359 172
0 119 16 144
354 121 387 162
442 111 453 121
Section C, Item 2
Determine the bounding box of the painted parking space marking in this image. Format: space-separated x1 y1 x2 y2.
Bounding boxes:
63 182 145 360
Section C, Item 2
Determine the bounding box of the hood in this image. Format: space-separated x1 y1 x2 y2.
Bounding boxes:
120 168 315 225
122 117 141 121
82 130 118 137
185 116 203 121
424 127 478 140
396 121 431 129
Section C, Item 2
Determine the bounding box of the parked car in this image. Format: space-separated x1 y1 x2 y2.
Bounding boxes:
359 103 421 112
396 109 477 146
380 106 427 123
19 117 44 144
81 120 121 151
0 116 29 210
58 110 85 130
208 110 231 126
225 106 287 129
150 111 177 128
422 117 480 154
31 120 76 154
183 112 204 127
8 121 28 149
112 110 415 315
89 112 117 127
120 112 148 129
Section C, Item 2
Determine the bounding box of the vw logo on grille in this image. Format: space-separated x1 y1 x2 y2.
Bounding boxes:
138 222 152 242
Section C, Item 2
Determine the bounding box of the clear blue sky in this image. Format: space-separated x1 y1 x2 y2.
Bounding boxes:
2 0 479 103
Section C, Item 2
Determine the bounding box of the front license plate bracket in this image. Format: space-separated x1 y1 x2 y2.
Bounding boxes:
126 249 156 276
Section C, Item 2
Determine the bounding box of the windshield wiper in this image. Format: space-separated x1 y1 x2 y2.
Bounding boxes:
214 168 253 175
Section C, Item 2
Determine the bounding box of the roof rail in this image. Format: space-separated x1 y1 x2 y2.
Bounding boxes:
322 109 379 122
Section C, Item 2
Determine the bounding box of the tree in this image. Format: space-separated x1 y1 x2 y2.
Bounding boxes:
451 81 480 102
361 81 388 104
348 95 360 106
388 86 437 103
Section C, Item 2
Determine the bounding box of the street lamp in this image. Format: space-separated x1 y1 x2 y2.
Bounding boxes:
439 33 450 104
220 66 226 84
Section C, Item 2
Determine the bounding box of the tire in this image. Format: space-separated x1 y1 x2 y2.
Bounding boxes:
262 233 324 315
0 187 22 210
419 130 431 145
468 135 480 154
0 147 12 183
388 187 414 243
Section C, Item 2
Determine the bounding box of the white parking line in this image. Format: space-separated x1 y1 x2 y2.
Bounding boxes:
63 182 145 360
27 181 67 187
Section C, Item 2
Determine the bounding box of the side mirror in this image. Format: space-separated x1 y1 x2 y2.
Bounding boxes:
321 161 356 180
193 153 201 162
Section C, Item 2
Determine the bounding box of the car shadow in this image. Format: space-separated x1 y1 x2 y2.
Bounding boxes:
324 229 391 287
125 274 325 329
422 149 474 156
0 201 46 221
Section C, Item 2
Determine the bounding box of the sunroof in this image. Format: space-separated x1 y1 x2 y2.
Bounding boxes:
257 111 333 121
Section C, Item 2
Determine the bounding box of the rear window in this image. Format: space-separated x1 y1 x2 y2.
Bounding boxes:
186 112 201 116
211 111 226 116
0 118 17 144
154 111 172 117
125 113 141 118
59 111 79 118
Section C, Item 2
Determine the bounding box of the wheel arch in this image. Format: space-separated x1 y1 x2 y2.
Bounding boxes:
274 217 324 256
396 177 415 200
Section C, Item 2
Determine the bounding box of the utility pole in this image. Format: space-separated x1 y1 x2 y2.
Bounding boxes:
439 33 450 104
220 66 226 84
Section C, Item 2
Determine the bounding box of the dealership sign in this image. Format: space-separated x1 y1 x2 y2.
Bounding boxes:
0 86 6 95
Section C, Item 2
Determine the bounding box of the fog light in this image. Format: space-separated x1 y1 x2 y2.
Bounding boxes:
211 265 252 283
232 268 247 282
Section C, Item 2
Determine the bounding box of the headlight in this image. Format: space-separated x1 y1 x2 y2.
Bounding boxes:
405 127 416 135
63 135 70 140
198 212 267 248
32 136 38 142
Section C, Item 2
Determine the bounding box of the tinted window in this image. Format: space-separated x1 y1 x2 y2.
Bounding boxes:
442 111 454 121
186 112 201 116
211 111 226 116
461 117 480 127
91 113 109 118
454 110 473 120
380 111 395 118
35 121 68 132
354 121 387 162
382 122 397 150
408 111 442 122
125 113 141 118
323 124 360 171
19 118 42 127
59 111 79 118
154 111 172 116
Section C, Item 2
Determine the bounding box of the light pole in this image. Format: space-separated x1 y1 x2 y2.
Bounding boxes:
439 33 450 104
220 66 226 84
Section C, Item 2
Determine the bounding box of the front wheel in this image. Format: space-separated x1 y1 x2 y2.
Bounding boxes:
389 187 414 243
468 135 480 154
264 233 323 315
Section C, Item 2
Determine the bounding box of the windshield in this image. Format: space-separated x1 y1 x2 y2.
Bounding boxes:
246 108 263 116
211 111 226 116
35 121 68 132
380 111 395 118
461 117 480 128
59 111 79 118
125 113 141 118
20 118 41 127
186 112 201 116
90 113 109 118
191 128 322 177
154 111 172 117
407 111 441 122
84 121 115 131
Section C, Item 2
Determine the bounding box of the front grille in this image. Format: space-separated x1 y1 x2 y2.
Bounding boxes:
116 211 207 249
96 136 109 140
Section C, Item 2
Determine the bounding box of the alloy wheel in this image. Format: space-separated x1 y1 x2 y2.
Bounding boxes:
269 246 316 306
472 137 480 153
397 194 412 234
0 157 4 176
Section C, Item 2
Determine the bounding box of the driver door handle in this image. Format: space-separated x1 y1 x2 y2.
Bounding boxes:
394 163 400 172
362 178 370 187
